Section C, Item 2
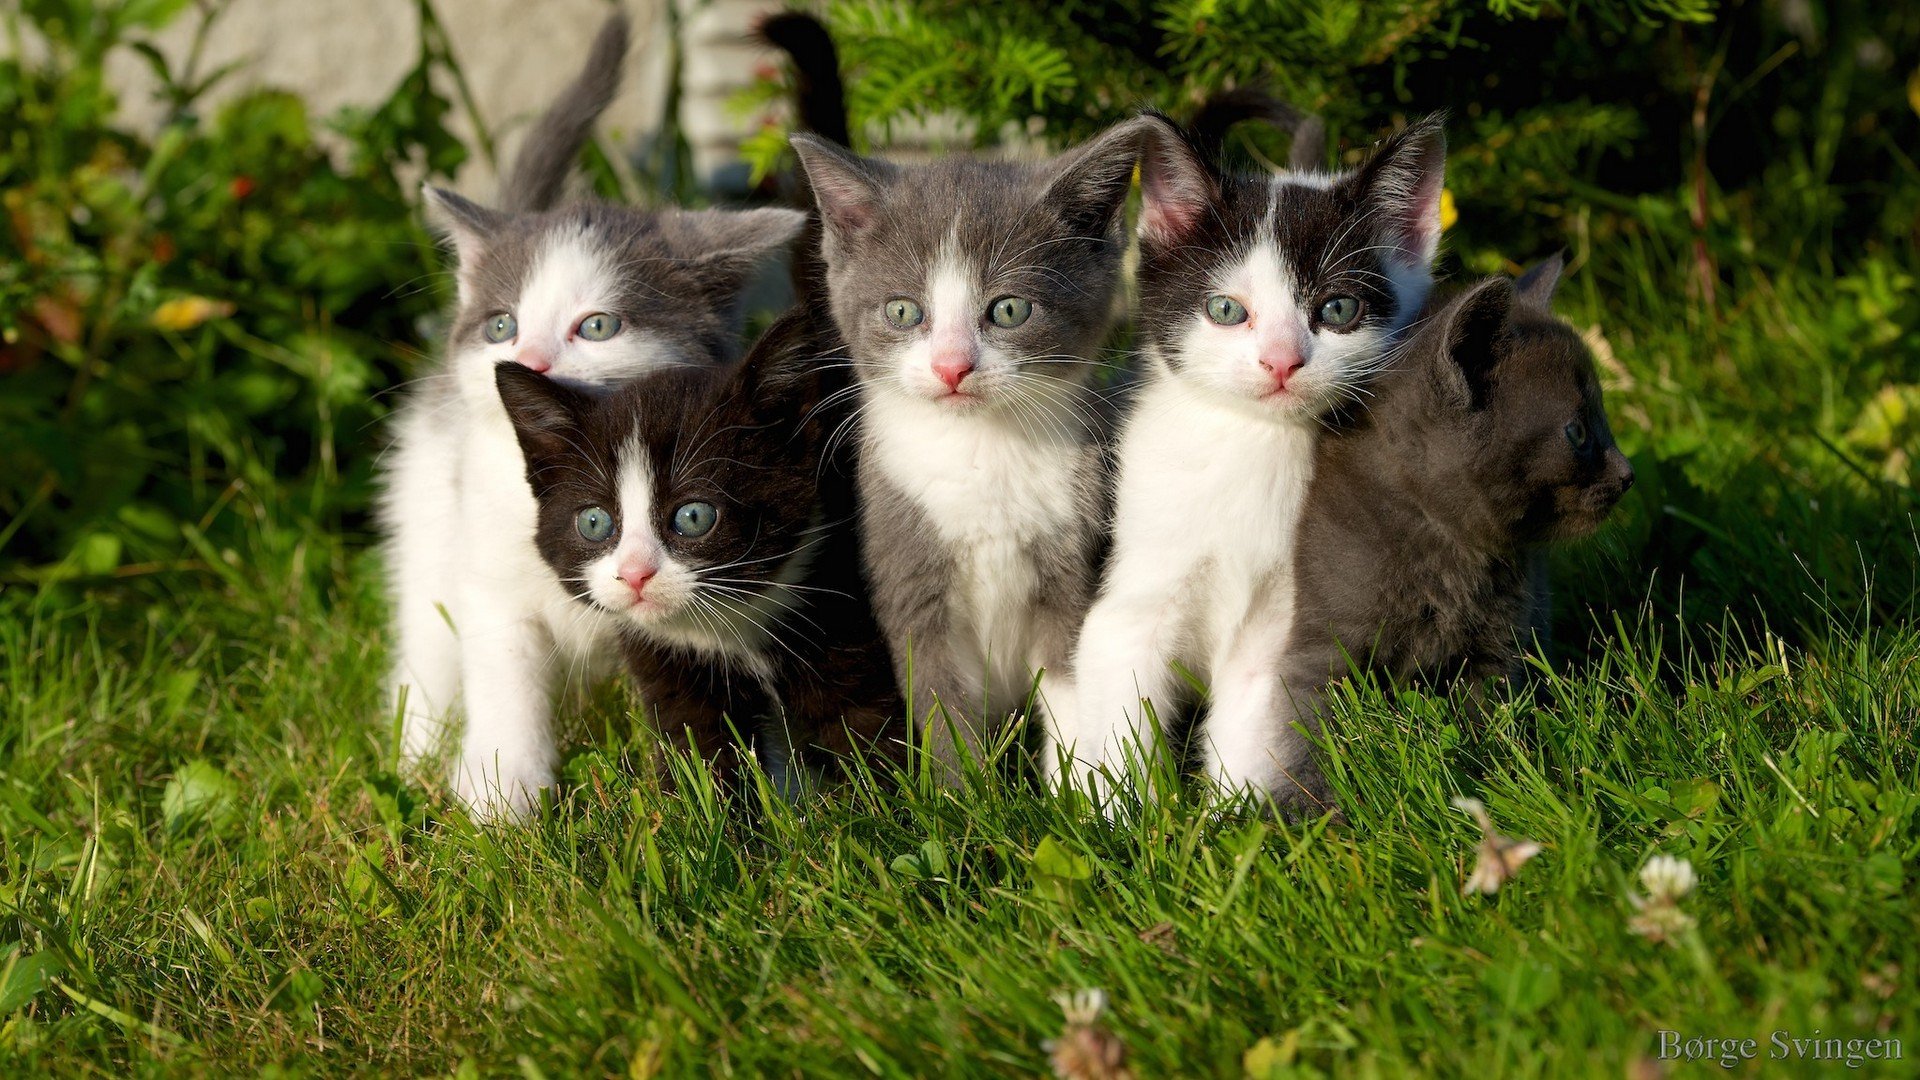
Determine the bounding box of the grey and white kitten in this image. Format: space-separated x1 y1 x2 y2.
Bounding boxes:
379 15 805 819
788 119 1152 777
1056 115 1448 812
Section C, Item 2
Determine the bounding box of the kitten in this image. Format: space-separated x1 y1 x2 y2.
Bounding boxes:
378 14 807 819
1278 257 1635 745
787 118 1153 778
1055 115 1448 810
495 308 902 784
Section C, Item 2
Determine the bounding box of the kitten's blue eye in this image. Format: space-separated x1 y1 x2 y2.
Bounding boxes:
576 506 615 542
1317 295 1362 328
577 313 621 341
885 298 924 328
988 296 1032 328
1564 419 1589 449
672 501 717 538
484 312 518 343
1204 294 1248 325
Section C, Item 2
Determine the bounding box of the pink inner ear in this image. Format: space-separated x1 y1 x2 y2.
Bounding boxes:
1140 195 1204 247
1390 165 1445 265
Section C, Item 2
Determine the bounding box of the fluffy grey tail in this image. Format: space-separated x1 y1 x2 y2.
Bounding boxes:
1188 86 1326 171
499 12 631 213
755 11 850 148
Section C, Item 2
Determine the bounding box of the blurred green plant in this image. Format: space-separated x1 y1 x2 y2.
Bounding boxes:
0 0 468 587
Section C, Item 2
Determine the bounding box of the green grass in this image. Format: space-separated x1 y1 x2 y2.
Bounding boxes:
2 515 1916 1075
3 212 1918 1080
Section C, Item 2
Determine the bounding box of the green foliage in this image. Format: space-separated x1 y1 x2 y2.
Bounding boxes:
0 0 465 585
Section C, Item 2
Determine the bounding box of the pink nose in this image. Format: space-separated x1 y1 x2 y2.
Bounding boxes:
517 351 553 374
1259 351 1303 387
931 353 975 392
617 562 656 599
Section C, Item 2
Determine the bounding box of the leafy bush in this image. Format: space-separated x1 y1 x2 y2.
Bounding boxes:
0 0 467 585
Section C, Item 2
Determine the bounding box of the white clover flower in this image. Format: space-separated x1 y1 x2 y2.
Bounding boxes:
1047 988 1130 1080
1638 854 1697 903
1452 795 1541 897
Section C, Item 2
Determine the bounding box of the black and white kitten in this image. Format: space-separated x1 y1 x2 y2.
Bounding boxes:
1278 258 1635 750
1057 116 1448 809
787 119 1153 776
496 308 903 786
378 14 806 818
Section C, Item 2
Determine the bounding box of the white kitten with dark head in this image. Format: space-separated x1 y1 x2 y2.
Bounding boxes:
1054 115 1447 814
378 16 804 819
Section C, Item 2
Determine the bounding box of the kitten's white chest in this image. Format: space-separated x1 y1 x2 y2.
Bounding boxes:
867 393 1086 678
1111 379 1319 665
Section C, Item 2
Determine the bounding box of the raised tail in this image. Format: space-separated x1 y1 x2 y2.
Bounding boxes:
756 11 851 148
1188 86 1326 171
499 12 631 213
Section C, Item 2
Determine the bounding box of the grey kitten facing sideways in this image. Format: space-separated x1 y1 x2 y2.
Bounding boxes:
787 119 1154 777
1274 256 1635 809
378 14 806 820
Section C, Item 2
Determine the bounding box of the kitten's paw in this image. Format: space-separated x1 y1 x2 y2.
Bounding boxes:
452 758 554 824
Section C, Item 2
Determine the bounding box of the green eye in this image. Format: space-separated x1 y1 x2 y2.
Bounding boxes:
1204 294 1248 325
576 506 615 542
988 296 1032 328
484 312 518 343
577 313 621 341
1317 295 1362 328
1564 419 1588 449
885 298 924 328
672 501 717 538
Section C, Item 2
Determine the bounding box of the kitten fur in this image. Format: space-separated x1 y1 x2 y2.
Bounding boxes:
379 16 806 819
789 119 1152 777
495 308 902 786
1058 115 1447 810
1277 257 1635 754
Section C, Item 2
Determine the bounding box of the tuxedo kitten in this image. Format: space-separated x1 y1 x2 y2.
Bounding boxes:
1278 257 1634 737
495 309 902 784
379 15 807 819
787 118 1152 778
1057 115 1447 810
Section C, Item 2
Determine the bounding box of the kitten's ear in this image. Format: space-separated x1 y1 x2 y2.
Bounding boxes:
675 207 810 296
790 134 887 246
731 312 832 435
1136 113 1217 250
1431 277 1513 409
1041 116 1151 236
1349 113 1447 268
1514 251 1564 307
495 362 586 490
422 185 505 254
423 186 506 301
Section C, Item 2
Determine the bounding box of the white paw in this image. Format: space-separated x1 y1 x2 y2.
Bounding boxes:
452 757 553 824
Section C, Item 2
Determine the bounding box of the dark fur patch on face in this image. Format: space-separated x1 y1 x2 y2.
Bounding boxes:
1133 116 1447 373
497 307 844 604
791 122 1146 388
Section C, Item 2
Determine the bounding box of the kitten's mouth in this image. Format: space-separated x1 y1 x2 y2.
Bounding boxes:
933 387 983 408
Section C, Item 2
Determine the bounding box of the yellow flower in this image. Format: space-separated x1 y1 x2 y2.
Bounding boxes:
152 296 235 332
1439 188 1459 232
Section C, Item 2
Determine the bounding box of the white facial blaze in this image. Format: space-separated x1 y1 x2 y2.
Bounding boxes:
889 242 1022 405
1166 184 1413 421
580 436 696 621
456 227 679 410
